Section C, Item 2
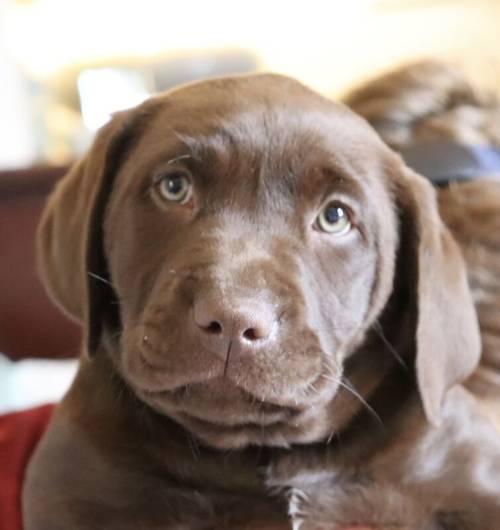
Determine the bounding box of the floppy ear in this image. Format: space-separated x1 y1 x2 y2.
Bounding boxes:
395 165 481 424
37 107 152 356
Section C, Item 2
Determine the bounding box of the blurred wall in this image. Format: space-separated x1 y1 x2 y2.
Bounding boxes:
1 0 500 168
0 0 36 168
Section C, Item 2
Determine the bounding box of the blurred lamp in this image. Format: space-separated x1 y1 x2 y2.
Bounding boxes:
77 68 151 131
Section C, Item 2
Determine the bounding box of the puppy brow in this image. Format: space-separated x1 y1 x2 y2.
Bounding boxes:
170 129 204 160
304 168 364 205
173 126 243 161
166 154 193 166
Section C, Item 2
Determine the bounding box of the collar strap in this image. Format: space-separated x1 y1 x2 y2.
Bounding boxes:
400 142 500 187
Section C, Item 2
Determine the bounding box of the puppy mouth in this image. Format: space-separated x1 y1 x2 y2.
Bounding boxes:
127 338 339 435
140 379 300 429
129 352 342 447
132 343 332 411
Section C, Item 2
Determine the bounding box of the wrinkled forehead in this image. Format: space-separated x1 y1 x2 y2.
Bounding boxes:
124 75 395 201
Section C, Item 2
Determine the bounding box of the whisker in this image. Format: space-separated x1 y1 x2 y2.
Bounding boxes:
326 430 340 445
338 377 384 427
305 380 319 395
185 431 201 460
88 271 115 287
324 362 342 380
223 340 233 378
166 153 193 166
373 320 408 370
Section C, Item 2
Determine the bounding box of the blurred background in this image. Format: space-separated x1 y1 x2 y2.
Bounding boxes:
1 0 500 410
1 0 500 169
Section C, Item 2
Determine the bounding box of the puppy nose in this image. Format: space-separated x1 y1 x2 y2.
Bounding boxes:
193 297 276 356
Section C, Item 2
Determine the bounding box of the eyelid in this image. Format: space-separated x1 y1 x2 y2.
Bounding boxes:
318 187 356 205
318 193 357 220
151 167 191 186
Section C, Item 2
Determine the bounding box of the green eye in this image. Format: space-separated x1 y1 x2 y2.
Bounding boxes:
317 203 351 235
158 172 192 204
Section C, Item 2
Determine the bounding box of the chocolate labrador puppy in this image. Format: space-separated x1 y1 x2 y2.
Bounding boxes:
23 74 500 530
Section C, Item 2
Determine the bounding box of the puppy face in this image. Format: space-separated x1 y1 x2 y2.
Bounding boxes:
38 75 480 449
103 80 399 448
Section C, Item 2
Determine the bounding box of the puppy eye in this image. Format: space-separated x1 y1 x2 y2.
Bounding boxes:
316 202 351 235
157 172 192 204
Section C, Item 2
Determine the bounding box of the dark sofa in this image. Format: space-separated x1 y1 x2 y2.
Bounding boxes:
0 166 81 360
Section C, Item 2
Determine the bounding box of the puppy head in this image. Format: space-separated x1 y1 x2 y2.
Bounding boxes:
38 74 480 448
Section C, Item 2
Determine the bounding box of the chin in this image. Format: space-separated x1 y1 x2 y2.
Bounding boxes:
132 378 341 450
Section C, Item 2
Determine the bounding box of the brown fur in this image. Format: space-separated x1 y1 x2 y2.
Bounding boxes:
343 60 500 150
345 60 500 430
23 73 500 530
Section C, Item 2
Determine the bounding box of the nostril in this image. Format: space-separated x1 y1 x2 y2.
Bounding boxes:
205 321 222 335
193 297 276 345
243 327 260 341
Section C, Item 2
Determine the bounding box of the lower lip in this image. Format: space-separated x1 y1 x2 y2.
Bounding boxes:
179 411 285 431
141 387 293 428
142 381 295 412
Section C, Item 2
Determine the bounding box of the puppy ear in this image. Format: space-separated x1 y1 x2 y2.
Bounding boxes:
395 165 481 424
37 108 150 356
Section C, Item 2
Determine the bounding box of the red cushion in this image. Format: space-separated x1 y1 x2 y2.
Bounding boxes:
0 404 374 530
0 404 54 530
